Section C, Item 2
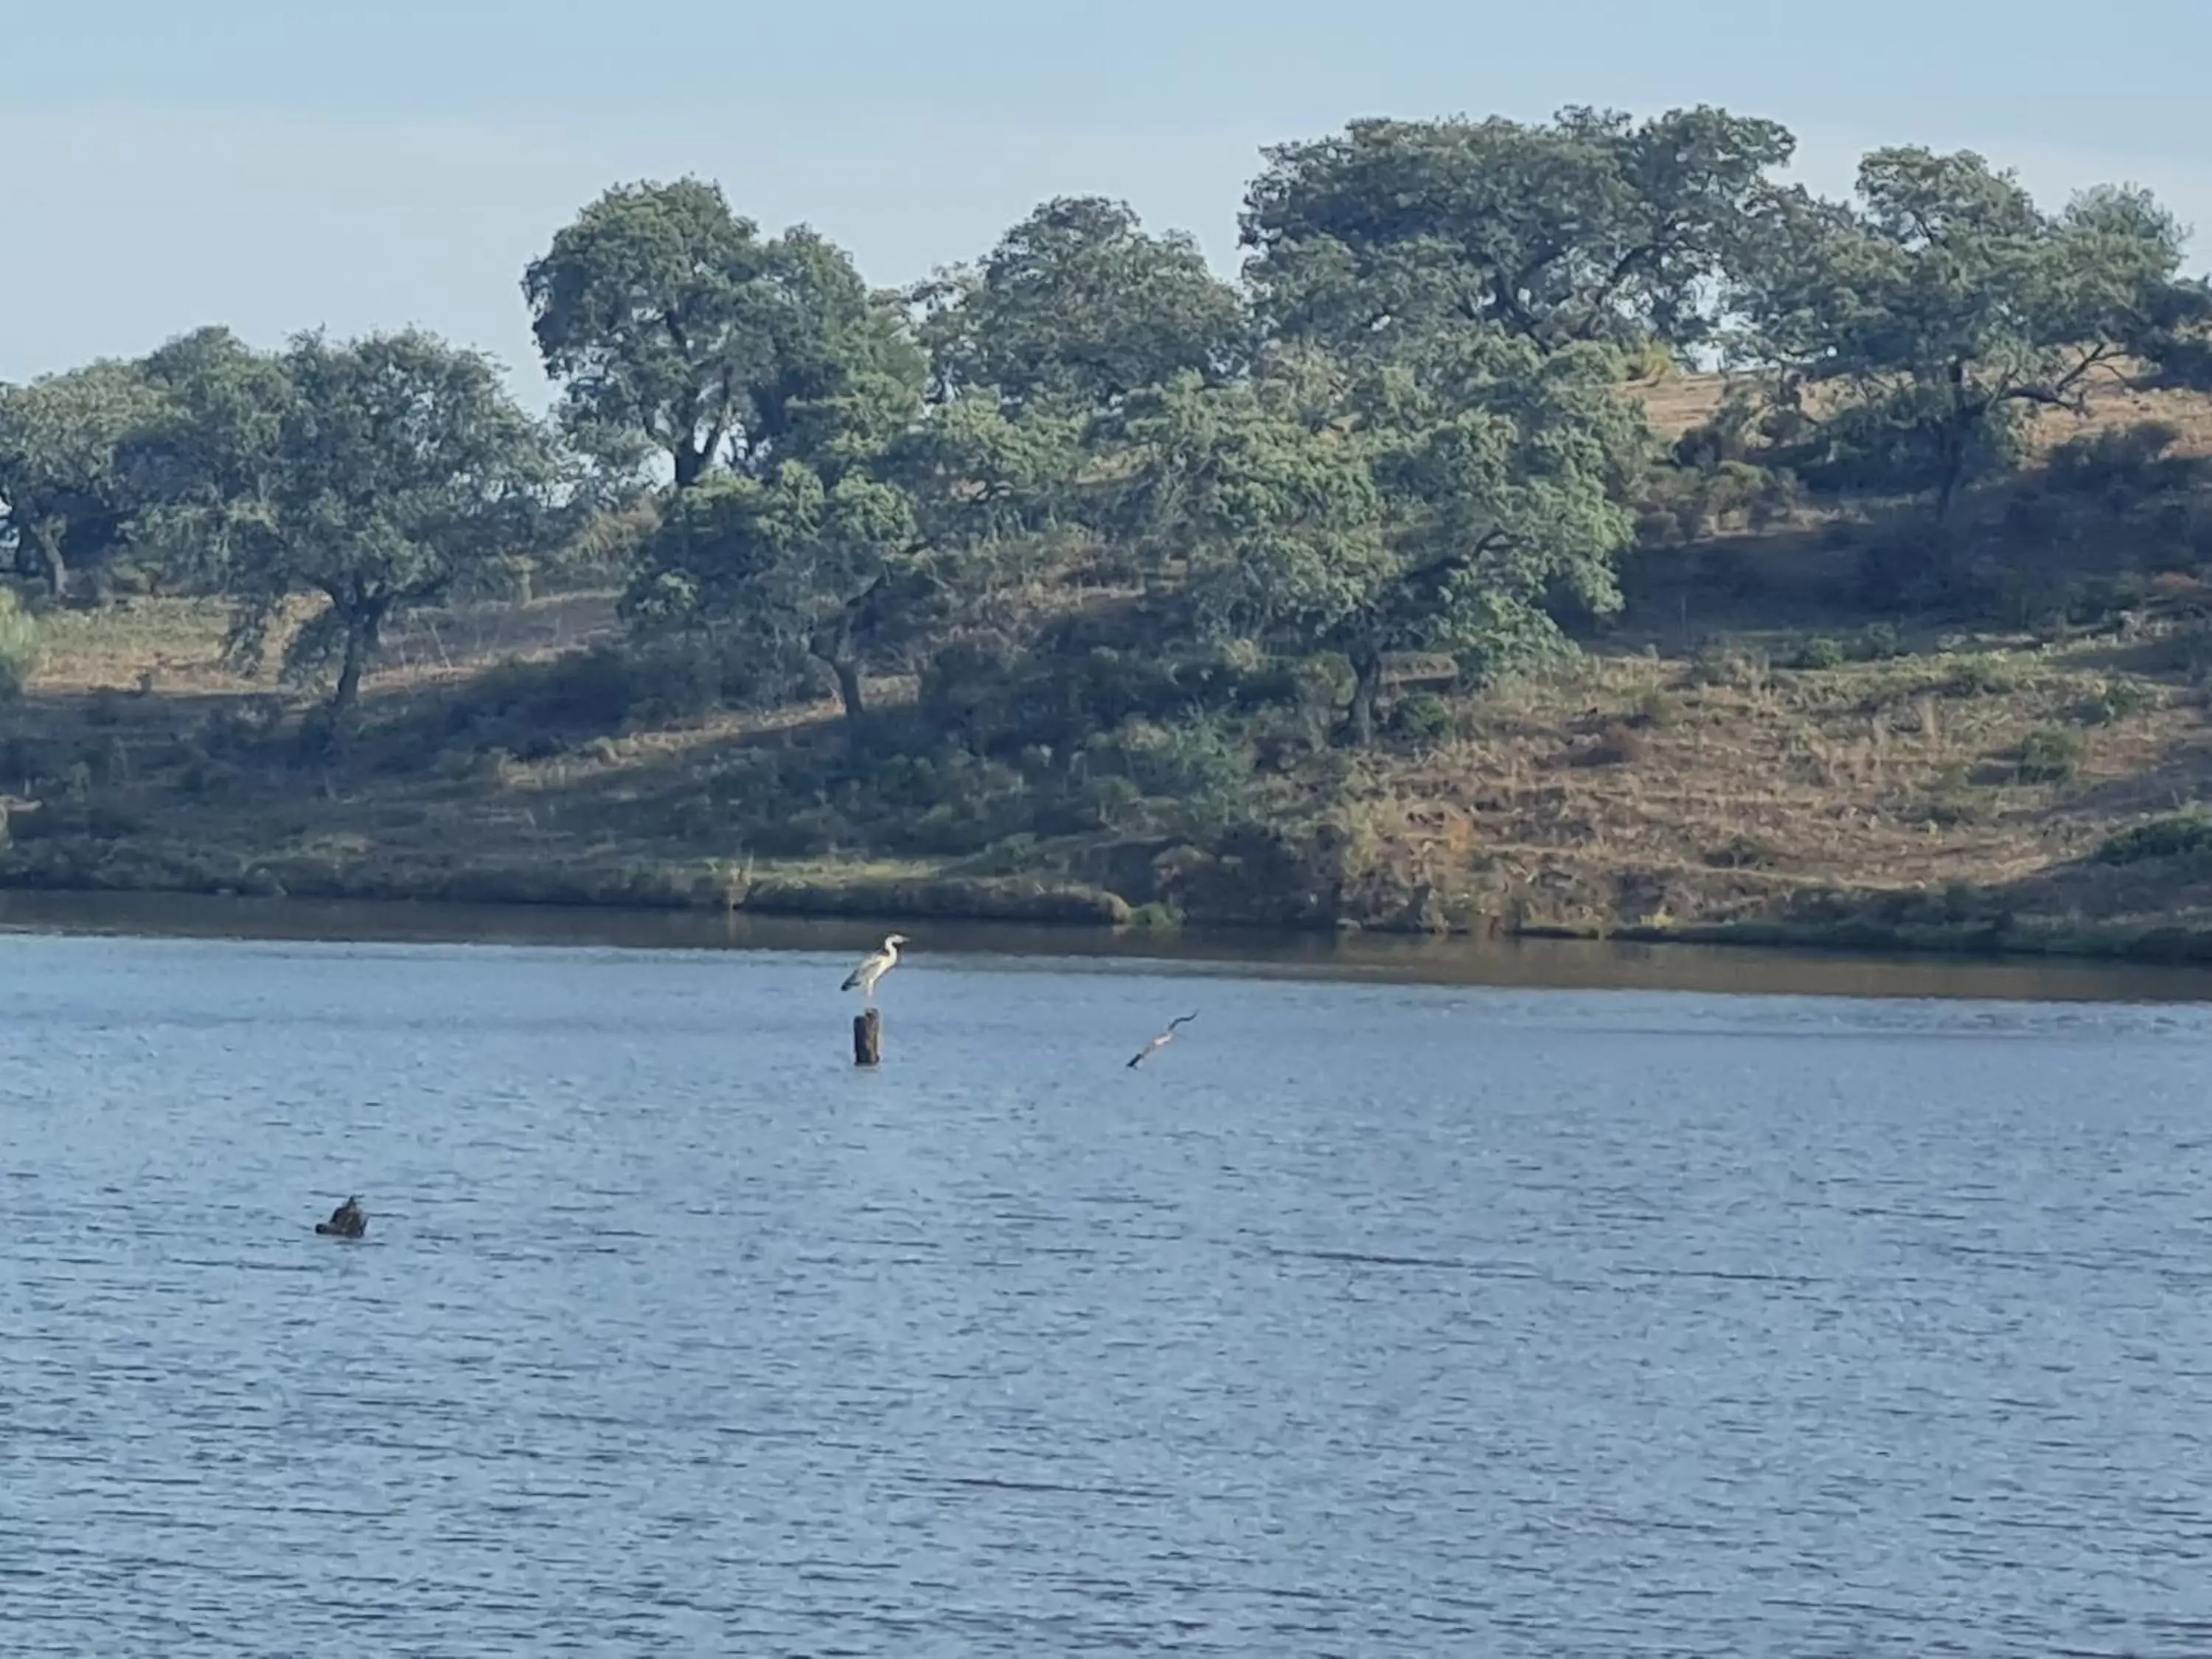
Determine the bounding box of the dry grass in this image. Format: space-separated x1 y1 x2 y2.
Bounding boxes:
15 597 2212 942
3 581 1060 926
1326 642 2212 936
1628 367 2212 458
29 598 250 695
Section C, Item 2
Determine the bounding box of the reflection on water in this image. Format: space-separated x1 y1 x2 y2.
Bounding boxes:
7 884 2212 1004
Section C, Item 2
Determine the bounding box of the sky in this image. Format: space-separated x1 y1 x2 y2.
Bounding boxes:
7 0 2211 405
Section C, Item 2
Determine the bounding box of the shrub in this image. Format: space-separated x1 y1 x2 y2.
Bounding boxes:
1793 385 2031 500
1574 721 1645 767
1638 459 1801 543
1854 525 1968 611
1388 692 1454 743
0 589 37 701
1687 644 1767 690
2016 726 2084 783
1856 622 1905 661
917 644 1294 758
2074 679 2159 726
1074 774 1144 832
1628 686 1678 728
1621 341 1677 384
1704 833 1779 869
1123 901 1183 930
442 645 642 737
2106 679 2160 719
1102 717 1256 801
1943 654 2020 698
2045 420 2196 500
1792 636 1846 671
2096 810 2212 865
757 804 853 855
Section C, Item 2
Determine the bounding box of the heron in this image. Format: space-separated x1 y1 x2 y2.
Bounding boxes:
841 933 910 1004
1127 1012 1198 1068
315 1195 367 1239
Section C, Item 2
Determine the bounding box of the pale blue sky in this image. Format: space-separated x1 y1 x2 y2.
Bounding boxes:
6 0 2208 402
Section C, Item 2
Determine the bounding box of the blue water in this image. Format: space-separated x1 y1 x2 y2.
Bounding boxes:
5 929 2212 1655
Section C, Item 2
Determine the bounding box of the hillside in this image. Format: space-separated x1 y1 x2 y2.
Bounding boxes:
13 372 2212 959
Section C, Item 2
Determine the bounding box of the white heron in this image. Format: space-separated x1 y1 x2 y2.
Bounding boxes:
1127 1012 1198 1068
841 933 910 1003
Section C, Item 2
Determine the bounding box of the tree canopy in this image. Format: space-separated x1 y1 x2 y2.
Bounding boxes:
1731 148 2189 518
1241 106 1796 359
0 360 170 599
5 102 2207 791
223 330 557 737
524 179 922 490
122 327 294 591
914 196 1250 412
1125 330 1644 741
624 461 920 721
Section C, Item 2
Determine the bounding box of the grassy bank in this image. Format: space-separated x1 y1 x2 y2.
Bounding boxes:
10 591 2212 962
13 373 2212 964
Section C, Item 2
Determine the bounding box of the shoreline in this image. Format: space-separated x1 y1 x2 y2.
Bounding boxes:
16 588 2212 989
16 880 2212 1010
10 849 2212 972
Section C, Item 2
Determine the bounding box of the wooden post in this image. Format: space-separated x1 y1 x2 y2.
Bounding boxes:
853 1006 883 1067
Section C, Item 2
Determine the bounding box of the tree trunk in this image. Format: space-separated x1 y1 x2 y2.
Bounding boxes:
674 434 722 492
832 658 866 723
28 526 66 604
325 614 379 745
1346 650 1384 747
1933 425 1968 526
1933 364 1973 526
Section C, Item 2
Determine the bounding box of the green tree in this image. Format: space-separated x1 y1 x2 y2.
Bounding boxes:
121 327 293 591
2093 188 2212 392
1125 334 1642 743
1119 374 1387 745
624 462 920 723
1241 106 1795 359
914 197 1250 411
884 392 1086 549
0 587 37 702
226 330 556 740
1732 150 2190 520
0 360 169 600
524 179 922 490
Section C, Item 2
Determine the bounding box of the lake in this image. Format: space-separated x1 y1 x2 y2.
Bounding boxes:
4 897 2211 1655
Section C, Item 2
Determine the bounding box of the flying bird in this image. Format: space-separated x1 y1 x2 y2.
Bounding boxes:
1127 1012 1199 1068
841 933 910 1004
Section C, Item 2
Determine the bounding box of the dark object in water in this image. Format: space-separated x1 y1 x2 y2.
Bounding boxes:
315 1195 367 1239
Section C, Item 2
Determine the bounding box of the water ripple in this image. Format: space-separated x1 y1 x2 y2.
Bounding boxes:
3 931 2211 1655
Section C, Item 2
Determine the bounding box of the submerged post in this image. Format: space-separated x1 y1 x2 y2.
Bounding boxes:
853 1006 883 1067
